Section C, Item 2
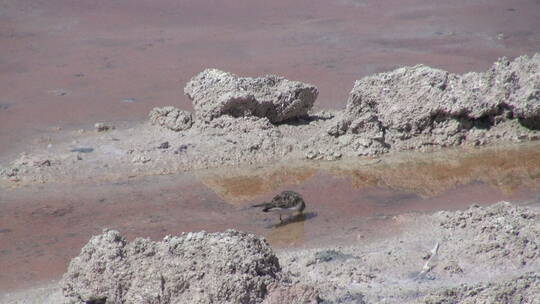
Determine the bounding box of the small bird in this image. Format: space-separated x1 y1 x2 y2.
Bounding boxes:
252 190 306 222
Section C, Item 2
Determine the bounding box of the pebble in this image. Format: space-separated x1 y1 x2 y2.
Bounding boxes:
305 151 317 159
132 155 151 164
158 141 170 149
95 122 115 132
70 147 94 153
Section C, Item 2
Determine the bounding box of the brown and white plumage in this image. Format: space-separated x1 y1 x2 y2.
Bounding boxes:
252 190 306 222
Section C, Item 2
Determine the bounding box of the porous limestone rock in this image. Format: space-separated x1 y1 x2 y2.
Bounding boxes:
149 106 193 131
185 69 318 124
329 53 540 154
61 229 281 304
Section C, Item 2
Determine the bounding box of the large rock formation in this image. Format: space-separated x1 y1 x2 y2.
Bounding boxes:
328 53 540 154
61 229 320 304
185 69 318 124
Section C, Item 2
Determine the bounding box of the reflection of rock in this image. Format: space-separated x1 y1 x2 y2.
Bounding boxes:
329 54 540 155
149 106 193 131
185 69 318 124
197 166 316 205
199 143 540 205
331 143 540 197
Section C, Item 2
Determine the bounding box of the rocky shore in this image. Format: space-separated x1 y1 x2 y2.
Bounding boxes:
1 54 538 187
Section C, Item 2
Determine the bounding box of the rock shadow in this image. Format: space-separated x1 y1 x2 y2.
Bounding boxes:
278 114 334 127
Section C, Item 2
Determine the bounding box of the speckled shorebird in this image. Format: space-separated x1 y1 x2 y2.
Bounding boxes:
252 190 306 222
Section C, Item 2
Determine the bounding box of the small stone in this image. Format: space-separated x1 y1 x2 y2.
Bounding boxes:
305 151 317 159
94 122 115 132
158 141 170 149
49 88 70 96
338 135 354 146
132 155 151 164
70 147 94 153
174 144 191 154
149 107 193 132
35 159 51 167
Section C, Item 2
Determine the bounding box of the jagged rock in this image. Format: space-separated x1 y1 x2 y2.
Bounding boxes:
435 202 540 266
422 273 540 304
61 229 281 304
149 106 193 131
329 53 540 153
185 69 318 124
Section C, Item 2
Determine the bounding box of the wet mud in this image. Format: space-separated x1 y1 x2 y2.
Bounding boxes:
1 143 540 292
1 0 539 155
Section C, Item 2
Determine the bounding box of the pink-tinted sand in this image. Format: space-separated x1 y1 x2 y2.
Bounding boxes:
1 0 539 154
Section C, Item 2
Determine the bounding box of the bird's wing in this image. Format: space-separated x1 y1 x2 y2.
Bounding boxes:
273 199 290 209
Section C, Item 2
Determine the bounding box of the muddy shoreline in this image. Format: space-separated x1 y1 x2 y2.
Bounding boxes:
1 141 540 303
3 0 540 155
2 200 540 303
2 54 538 190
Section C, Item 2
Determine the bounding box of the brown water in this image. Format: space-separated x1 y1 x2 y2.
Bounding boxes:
1 0 539 155
1 143 540 291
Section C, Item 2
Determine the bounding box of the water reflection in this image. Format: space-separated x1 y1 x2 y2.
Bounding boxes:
197 167 317 205
2 142 540 290
266 213 313 247
199 142 540 204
